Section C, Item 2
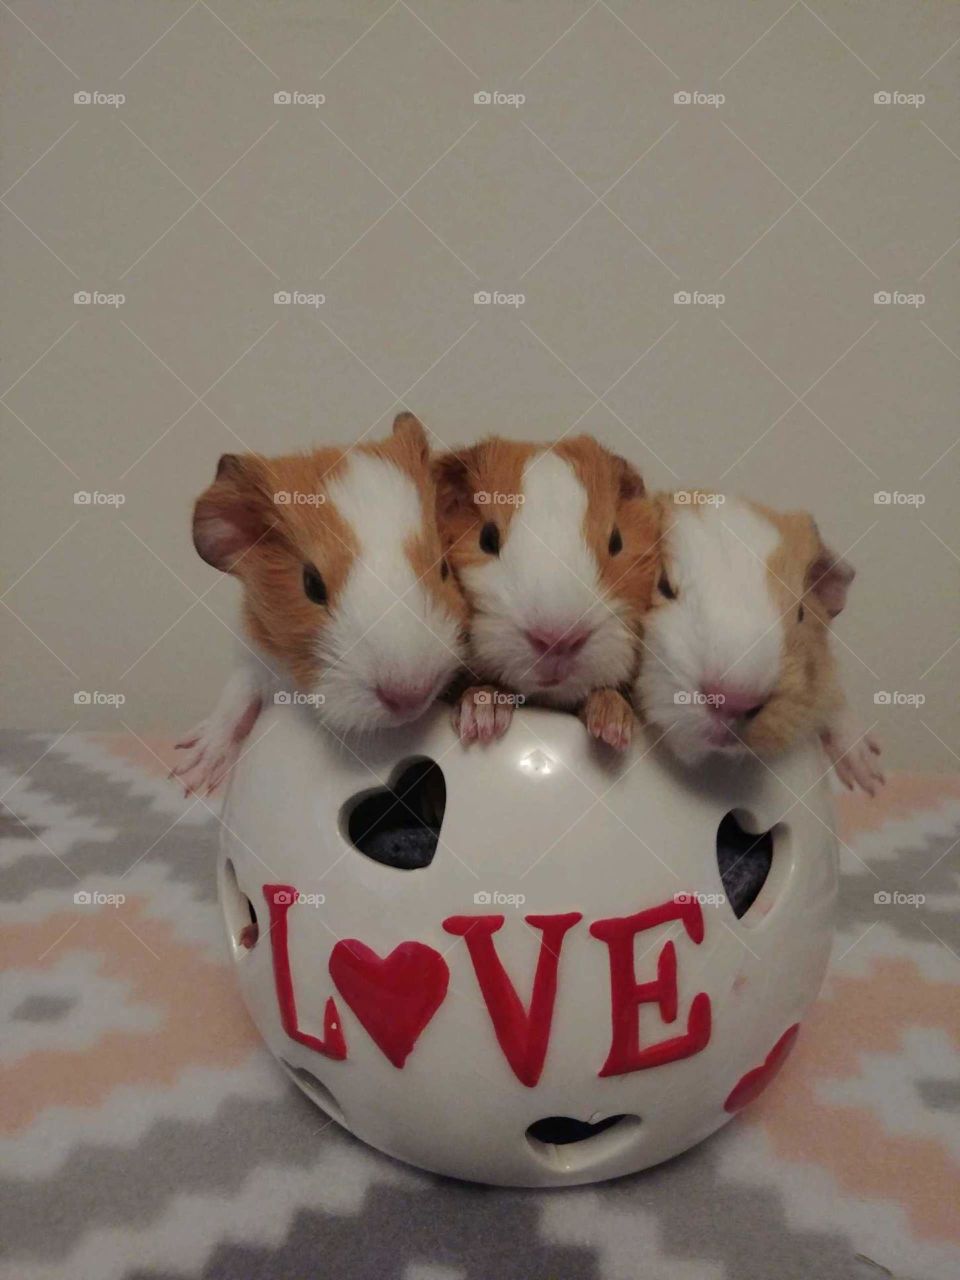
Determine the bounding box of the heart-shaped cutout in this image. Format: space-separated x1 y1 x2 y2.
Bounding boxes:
526 1114 633 1146
724 1023 800 1112
342 758 445 870
329 938 449 1068
716 810 774 918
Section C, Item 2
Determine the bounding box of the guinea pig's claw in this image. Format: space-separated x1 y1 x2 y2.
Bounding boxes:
824 727 885 797
582 689 635 751
169 723 241 797
452 703 474 744
454 687 514 745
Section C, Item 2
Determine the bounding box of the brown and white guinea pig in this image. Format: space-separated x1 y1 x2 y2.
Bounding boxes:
433 435 658 749
172 413 467 795
634 492 883 794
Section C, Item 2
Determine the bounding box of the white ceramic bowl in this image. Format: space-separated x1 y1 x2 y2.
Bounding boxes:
218 703 837 1187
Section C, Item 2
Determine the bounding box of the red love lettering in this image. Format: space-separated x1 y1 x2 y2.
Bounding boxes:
442 912 582 1087
263 884 347 1061
590 897 711 1077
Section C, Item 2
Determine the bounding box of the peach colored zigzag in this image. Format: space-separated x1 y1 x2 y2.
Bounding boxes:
748 953 960 1244
1 898 260 1133
836 773 960 841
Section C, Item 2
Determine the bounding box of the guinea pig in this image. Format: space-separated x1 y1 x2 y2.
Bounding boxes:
634 492 883 794
172 412 466 795
433 434 658 749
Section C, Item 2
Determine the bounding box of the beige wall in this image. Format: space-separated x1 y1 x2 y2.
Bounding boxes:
2 0 957 771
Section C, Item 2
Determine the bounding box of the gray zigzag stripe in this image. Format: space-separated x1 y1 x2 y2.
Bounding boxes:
0 732 217 902
918 1078 960 1113
128 1125 865 1280
0 1085 339 1262
837 821 960 954
598 1125 866 1280
130 1182 603 1280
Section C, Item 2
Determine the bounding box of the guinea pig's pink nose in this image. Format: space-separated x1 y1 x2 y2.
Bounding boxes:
701 684 768 721
524 626 591 657
375 683 433 716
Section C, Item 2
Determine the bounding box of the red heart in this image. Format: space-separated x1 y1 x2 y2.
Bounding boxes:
724 1023 800 1113
329 939 449 1068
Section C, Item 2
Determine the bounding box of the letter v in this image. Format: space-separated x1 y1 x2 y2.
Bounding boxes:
443 913 581 1086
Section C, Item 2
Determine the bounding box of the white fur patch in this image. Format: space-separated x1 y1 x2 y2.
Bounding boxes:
637 499 784 760
462 451 635 704
311 453 462 732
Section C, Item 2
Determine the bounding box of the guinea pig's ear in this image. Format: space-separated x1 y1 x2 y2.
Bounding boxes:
613 454 645 502
433 447 480 522
807 542 856 618
193 453 276 574
392 411 430 467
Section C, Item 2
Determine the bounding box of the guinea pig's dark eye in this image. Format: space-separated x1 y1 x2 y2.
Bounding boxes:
608 526 623 556
797 603 805 623
658 573 676 600
440 558 450 581
302 564 327 606
479 521 500 556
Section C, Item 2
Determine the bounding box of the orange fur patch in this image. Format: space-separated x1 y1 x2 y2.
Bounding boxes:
435 434 658 628
193 415 466 687
642 492 850 755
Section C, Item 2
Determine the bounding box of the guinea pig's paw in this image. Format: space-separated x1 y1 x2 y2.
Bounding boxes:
453 686 514 745
582 689 635 751
171 720 240 797
821 725 885 796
